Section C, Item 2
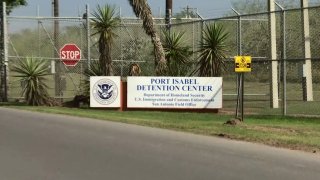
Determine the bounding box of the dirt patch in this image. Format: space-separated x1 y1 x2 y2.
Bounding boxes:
245 126 298 135
224 118 242 126
217 133 231 138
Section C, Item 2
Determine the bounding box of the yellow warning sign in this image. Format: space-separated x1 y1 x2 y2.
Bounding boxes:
235 56 252 73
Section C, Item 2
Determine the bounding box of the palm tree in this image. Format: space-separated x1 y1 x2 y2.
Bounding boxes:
128 0 167 75
11 57 53 106
91 4 120 76
193 23 229 77
162 30 193 76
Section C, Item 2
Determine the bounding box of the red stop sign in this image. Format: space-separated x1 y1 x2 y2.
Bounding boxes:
60 44 81 66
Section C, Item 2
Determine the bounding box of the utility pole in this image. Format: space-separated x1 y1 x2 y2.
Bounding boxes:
165 0 172 29
183 5 197 18
0 2 8 102
52 0 61 99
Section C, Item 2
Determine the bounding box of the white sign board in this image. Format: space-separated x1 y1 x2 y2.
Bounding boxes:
127 77 222 109
90 76 121 108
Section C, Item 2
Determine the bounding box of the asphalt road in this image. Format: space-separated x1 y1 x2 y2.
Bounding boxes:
0 107 319 180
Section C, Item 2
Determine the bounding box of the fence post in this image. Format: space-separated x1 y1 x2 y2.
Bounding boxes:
232 8 242 118
300 0 313 101
275 2 287 116
86 4 91 69
268 0 279 108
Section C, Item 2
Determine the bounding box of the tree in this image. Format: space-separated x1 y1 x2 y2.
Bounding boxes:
11 57 55 106
0 0 27 102
193 23 229 77
128 0 167 75
91 4 120 76
2 0 27 14
162 30 193 76
174 8 198 19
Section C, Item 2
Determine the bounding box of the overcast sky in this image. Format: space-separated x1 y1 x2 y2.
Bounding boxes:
11 0 233 18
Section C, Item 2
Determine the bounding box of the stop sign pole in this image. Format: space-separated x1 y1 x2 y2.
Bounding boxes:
59 44 81 67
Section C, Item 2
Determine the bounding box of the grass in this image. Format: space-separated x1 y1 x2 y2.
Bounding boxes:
9 75 320 115
2 103 320 153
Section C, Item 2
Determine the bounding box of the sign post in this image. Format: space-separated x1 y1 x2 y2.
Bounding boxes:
59 44 81 67
234 56 252 121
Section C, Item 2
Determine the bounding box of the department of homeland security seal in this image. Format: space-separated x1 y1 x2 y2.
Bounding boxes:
92 78 118 105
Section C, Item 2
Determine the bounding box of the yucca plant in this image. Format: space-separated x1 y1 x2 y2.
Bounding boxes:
193 23 229 77
82 61 104 96
162 30 193 76
12 57 52 106
91 4 120 76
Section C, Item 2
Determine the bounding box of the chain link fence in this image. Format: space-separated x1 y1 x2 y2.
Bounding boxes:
170 6 320 116
5 16 163 101
7 17 88 100
1 4 320 116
